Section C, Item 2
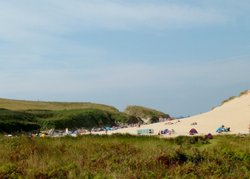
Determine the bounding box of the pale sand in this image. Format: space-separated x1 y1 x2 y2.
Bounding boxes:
95 91 250 137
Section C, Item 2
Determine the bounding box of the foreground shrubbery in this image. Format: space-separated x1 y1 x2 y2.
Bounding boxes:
0 134 249 178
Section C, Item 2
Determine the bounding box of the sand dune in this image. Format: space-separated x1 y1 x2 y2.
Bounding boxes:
98 90 250 137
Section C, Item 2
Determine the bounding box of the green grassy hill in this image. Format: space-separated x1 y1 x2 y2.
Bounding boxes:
0 108 140 133
0 98 118 113
0 99 146 133
0 98 169 133
124 105 170 123
0 108 40 133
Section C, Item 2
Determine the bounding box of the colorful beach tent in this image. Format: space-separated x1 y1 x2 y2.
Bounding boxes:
189 128 198 135
205 133 213 139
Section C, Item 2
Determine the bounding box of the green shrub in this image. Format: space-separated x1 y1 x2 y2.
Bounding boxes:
0 135 249 178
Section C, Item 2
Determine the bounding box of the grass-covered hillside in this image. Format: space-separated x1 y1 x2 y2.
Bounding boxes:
0 99 165 133
0 109 40 133
124 105 170 123
0 134 249 178
0 98 124 133
0 98 118 113
0 108 141 133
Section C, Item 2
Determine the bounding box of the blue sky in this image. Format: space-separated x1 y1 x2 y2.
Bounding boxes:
0 0 250 116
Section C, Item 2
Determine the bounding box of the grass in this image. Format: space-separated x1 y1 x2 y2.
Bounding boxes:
220 89 250 106
0 98 118 113
124 105 169 122
0 98 165 133
211 89 250 110
0 134 249 178
0 108 141 133
221 96 237 106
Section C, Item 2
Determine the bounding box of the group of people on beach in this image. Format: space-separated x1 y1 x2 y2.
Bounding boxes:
158 129 175 135
216 125 230 133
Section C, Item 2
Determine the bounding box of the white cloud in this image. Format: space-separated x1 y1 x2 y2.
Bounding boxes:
0 0 229 42
0 0 232 72
0 0 235 72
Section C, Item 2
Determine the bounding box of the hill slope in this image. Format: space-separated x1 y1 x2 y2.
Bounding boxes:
105 90 250 135
179 90 250 134
124 105 170 123
0 98 118 113
0 99 148 133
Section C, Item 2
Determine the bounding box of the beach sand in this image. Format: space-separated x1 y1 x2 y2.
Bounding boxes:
95 91 250 137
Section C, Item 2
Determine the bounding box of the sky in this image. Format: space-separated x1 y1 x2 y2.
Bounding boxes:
0 0 250 116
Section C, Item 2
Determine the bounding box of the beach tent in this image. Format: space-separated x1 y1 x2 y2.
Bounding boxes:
205 133 213 139
189 128 198 135
160 129 169 134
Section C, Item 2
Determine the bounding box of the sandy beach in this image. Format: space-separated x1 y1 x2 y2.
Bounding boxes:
95 90 250 137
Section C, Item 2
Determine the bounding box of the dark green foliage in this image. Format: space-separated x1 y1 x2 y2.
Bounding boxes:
0 109 39 133
0 98 171 132
111 112 142 124
0 108 141 132
0 122 40 133
126 115 143 124
170 136 209 146
149 116 159 123
0 108 35 122
110 112 128 123
26 110 54 118
41 109 116 130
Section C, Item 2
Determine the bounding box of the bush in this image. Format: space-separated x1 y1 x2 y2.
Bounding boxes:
0 135 249 178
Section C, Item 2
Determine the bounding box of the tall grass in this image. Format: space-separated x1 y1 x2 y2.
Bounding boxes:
0 134 249 178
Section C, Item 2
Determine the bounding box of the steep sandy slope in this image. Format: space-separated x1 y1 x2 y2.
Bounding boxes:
103 90 250 136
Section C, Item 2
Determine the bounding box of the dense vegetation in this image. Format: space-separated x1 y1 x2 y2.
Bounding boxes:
0 134 249 178
0 99 166 133
125 105 169 123
0 109 40 133
0 108 143 133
